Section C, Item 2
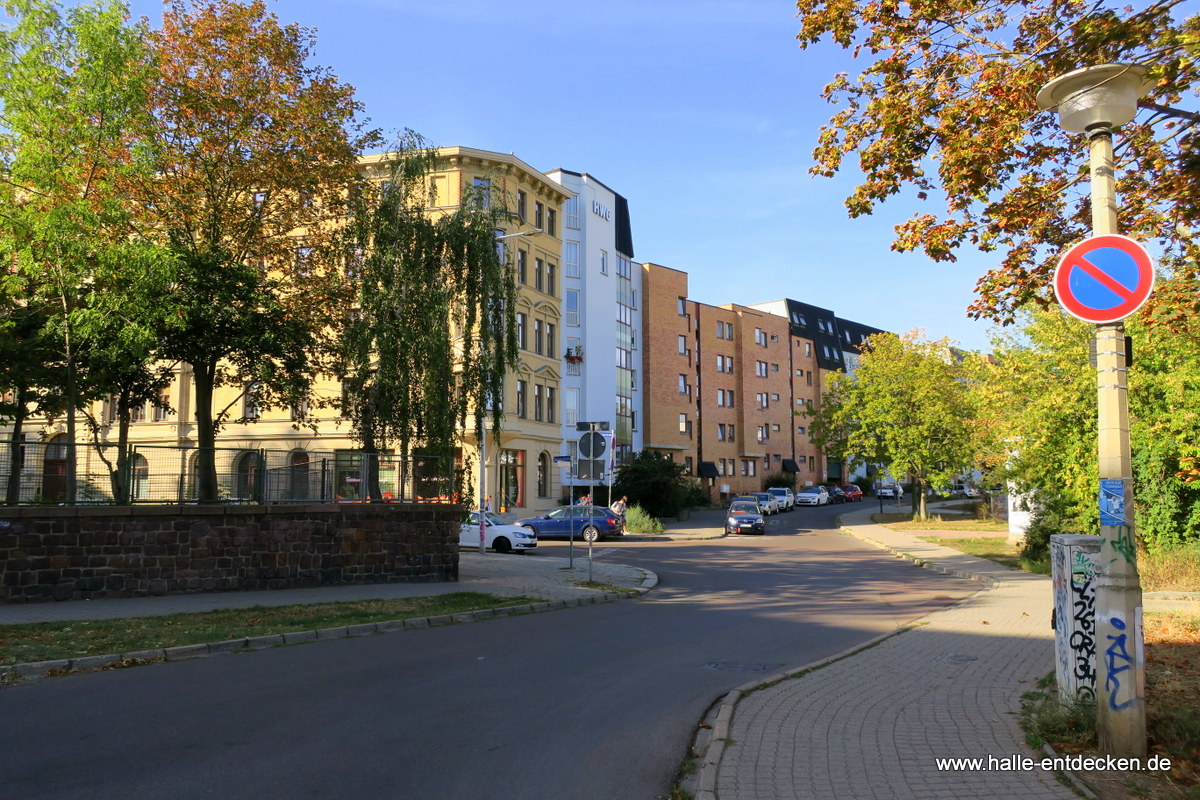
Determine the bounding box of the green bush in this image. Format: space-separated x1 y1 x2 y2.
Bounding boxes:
680 478 709 508
763 471 796 490
624 504 664 533
1019 491 1091 563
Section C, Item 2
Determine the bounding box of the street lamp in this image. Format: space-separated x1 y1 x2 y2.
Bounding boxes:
473 227 543 554
1037 63 1153 758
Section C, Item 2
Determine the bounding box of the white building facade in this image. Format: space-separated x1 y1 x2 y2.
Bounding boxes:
544 169 642 499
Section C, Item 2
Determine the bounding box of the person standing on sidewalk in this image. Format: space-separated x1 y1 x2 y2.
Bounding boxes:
610 496 628 530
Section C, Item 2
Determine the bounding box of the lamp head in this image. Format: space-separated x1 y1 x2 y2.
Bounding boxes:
1036 64 1154 132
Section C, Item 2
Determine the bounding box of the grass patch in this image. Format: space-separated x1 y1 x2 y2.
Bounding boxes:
917 536 1050 573
576 580 639 595
0 591 538 667
1141 543 1200 593
873 512 1008 533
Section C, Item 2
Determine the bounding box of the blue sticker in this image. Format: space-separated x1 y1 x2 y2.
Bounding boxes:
1099 480 1125 527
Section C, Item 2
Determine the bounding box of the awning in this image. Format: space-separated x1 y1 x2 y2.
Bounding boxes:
782 459 801 473
698 461 719 478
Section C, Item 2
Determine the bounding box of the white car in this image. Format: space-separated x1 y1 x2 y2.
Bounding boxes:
459 510 537 554
767 487 795 511
950 483 980 498
878 483 904 499
795 486 829 506
751 492 780 515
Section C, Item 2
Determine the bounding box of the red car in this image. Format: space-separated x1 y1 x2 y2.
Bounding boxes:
840 485 864 502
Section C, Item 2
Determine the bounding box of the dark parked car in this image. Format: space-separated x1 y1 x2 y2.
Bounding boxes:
724 500 766 535
840 485 864 502
515 505 624 542
827 486 847 504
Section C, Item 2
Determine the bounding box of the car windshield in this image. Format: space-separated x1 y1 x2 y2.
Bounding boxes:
729 502 758 513
800 488 819 494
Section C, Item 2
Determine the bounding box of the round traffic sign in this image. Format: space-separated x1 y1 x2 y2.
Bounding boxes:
578 431 607 459
1054 234 1154 324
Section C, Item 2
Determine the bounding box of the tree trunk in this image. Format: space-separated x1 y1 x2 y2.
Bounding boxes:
360 401 381 501
111 389 132 504
192 361 219 503
5 397 28 506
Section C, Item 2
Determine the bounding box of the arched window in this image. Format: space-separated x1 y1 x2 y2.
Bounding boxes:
234 451 259 500
288 451 310 501
537 452 549 498
130 453 150 501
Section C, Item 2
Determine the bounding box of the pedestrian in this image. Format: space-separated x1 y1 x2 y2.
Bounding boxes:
485 495 493 512
577 493 590 506
610 495 627 516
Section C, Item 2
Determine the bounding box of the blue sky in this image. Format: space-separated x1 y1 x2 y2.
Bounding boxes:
125 0 1002 351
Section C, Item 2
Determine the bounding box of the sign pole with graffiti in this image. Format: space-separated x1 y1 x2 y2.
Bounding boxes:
1039 64 1152 758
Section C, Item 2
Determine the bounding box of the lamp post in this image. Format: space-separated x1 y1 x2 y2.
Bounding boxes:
1037 64 1153 758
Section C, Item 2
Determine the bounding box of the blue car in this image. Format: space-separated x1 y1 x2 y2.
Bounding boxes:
515 505 624 542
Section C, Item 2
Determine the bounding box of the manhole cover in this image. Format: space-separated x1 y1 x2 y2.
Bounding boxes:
701 660 782 673
948 653 978 663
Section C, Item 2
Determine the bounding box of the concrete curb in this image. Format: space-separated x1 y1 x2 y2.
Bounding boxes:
0 567 659 684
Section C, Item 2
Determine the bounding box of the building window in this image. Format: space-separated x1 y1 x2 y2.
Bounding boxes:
565 388 579 425
516 380 527 419
600 250 608 275
290 398 309 421
771 393 780 402
499 449 524 509
535 202 544 229
805 343 812 356
130 402 146 423
243 382 262 420
756 360 768 377
807 371 813 386
546 323 556 357
547 386 556 424
755 328 767 346
678 335 688 355
517 250 527 284
153 394 170 422
517 191 527 221
295 246 313 277
678 374 689 395
565 194 580 228
677 297 686 316
717 423 727 442
565 241 580 277
684 456 694 474
565 290 579 326
535 258 544 291
679 413 690 435
537 452 549 498
546 262 556 296
516 313 527 350
533 383 543 421
547 209 557 237
473 177 491 208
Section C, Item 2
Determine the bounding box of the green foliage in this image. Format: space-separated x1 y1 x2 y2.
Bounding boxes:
613 451 690 518
679 478 709 508
1019 492 1092 563
808 329 976 519
339 133 517 500
763 471 796 490
623 504 664 534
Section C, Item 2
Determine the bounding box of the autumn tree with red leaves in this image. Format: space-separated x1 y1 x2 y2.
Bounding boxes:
795 0 1200 323
121 0 378 501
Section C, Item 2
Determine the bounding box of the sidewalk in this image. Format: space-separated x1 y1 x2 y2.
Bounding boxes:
693 503 1078 800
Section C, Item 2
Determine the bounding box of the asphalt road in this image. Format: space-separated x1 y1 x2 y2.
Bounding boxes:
0 502 976 800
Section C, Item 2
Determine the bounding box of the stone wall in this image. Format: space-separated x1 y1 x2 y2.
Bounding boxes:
0 503 460 603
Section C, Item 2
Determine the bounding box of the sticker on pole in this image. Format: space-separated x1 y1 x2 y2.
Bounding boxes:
1054 234 1154 324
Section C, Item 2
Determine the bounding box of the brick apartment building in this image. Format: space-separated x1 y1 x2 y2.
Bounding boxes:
641 263 886 504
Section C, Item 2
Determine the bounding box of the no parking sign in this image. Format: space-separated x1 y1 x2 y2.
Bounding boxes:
1054 234 1154 324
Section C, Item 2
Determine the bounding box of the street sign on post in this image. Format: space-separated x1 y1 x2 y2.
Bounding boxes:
1054 234 1154 324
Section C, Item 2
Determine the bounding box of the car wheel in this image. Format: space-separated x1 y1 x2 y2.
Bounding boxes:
494 537 512 554
582 526 599 543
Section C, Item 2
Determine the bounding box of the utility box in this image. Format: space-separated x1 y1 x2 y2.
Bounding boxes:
1051 534 1102 703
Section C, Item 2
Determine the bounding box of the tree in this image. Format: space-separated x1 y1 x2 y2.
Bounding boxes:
338 135 517 501
613 451 691 519
808 330 975 519
794 0 1200 323
0 0 163 502
118 0 377 502
974 310 1097 556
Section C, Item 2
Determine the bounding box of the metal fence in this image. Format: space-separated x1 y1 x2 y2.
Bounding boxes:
0 440 455 506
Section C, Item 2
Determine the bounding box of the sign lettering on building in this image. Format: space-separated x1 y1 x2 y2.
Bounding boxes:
592 200 611 221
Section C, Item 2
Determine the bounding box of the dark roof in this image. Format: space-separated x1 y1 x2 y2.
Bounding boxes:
782 459 801 473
